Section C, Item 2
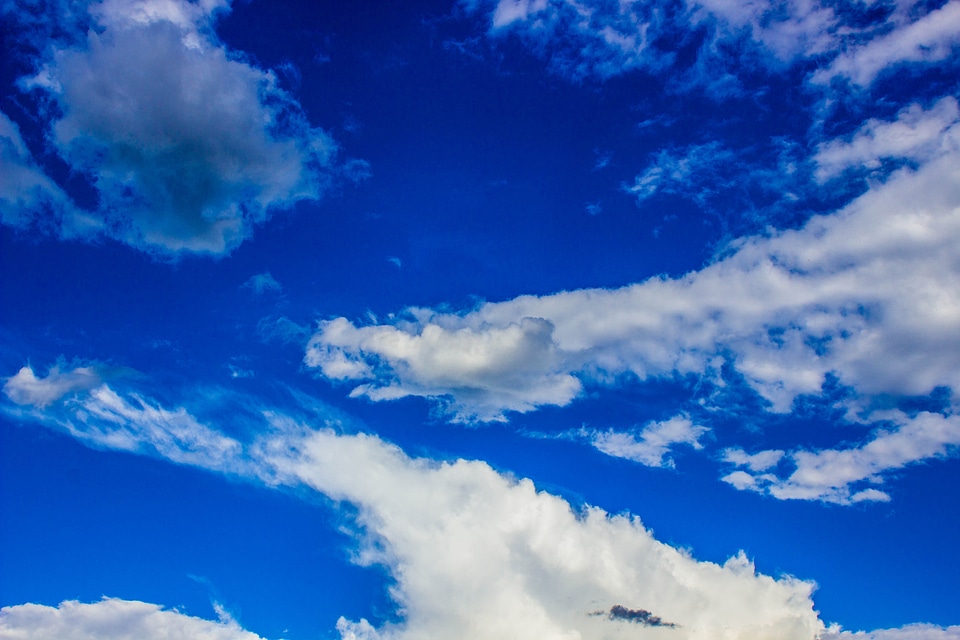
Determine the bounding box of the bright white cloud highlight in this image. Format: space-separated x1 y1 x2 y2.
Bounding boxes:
0 598 267 640
17 0 336 256
580 415 709 468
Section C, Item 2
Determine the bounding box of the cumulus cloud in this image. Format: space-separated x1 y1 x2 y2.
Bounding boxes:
244 272 282 295
722 410 960 504
13 0 337 256
306 316 581 422
578 415 709 468
0 597 267 640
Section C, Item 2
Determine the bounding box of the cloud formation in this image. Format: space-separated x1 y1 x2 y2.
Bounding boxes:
468 0 959 89
8 0 337 256
304 103 960 499
307 118 960 418
3 369 824 639
722 410 960 504
0 598 266 640
578 415 709 468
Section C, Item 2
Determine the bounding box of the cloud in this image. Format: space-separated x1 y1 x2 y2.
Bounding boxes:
814 97 960 181
722 410 960 504
3 372 825 639
244 272 282 295
12 0 337 256
306 126 960 420
306 316 581 422
823 623 960 639
0 111 76 232
4 363 102 408
10 366 960 637
813 1 960 87
578 415 709 468
0 597 267 640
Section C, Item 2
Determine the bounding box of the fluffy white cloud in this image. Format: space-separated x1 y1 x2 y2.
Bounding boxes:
579 415 709 468
16 0 336 256
260 427 823 640
307 316 581 422
0 598 267 640
722 410 960 504
813 1 960 87
815 97 960 180
4 363 102 407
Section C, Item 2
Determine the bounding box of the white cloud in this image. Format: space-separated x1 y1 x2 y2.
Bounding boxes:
0 111 77 231
306 131 960 420
9 370 960 637
815 97 960 181
16 0 336 256
0 597 267 640
722 410 960 504
306 316 581 422
580 415 709 468
4 364 102 408
813 1 960 86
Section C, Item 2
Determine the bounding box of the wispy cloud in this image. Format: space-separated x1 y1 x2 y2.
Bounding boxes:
244 272 283 295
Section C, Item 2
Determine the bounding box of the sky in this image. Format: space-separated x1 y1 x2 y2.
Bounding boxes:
1 0 960 638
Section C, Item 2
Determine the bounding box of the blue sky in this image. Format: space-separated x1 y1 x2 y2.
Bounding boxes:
1 0 960 638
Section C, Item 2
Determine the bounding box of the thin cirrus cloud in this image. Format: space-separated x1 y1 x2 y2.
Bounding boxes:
3 0 342 257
